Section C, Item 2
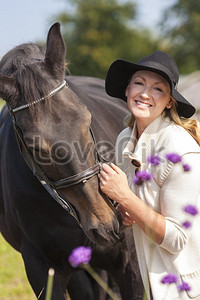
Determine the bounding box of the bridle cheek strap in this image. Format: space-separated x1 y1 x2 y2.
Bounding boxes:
12 120 82 226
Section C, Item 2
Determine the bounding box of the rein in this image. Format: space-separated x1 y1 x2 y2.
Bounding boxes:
9 80 108 226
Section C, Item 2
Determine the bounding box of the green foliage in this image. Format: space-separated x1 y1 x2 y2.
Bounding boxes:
56 0 158 78
161 0 200 73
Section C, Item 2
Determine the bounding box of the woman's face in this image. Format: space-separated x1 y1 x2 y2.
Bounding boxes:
125 70 172 128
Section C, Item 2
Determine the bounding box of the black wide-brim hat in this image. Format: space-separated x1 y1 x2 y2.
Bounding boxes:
105 51 196 118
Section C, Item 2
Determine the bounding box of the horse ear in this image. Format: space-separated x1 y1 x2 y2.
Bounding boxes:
45 22 66 76
0 74 18 102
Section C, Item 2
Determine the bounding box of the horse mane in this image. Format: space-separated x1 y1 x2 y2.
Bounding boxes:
0 43 54 113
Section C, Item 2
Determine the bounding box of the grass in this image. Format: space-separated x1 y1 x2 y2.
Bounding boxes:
0 233 72 300
0 233 35 300
0 99 5 110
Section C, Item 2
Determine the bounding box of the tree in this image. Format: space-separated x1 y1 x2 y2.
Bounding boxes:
160 0 200 74
55 0 158 78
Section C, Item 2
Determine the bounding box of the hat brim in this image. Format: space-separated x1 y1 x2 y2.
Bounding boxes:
172 89 195 118
105 59 196 118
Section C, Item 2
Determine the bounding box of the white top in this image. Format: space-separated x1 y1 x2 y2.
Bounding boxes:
115 115 200 300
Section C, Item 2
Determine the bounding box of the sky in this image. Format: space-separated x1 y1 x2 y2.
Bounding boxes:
0 0 175 58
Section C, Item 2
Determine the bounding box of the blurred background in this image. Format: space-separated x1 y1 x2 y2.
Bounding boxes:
0 0 200 118
0 0 200 298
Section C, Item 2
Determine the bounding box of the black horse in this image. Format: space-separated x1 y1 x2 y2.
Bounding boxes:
0 23 143 299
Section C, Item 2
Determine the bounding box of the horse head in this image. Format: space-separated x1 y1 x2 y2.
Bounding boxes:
0 23 124 246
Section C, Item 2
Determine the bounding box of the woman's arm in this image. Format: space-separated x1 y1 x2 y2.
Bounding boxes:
159 152 200 253
100 162 165 244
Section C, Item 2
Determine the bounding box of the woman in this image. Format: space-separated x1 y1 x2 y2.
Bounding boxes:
100 51 200 300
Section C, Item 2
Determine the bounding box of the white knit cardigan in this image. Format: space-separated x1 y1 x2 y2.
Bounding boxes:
115 115 200 300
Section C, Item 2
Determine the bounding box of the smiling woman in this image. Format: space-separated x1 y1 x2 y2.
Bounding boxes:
125 70 172 138
100 50 200 300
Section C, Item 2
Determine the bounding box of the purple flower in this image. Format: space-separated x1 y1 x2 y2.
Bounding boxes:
182 221 192 229
68 246 92 268
133 170 153 186
184 205 199 216
182 164 191 172
178 281 191 292
161 273 178 284
147 155 161 166
165 153 182 163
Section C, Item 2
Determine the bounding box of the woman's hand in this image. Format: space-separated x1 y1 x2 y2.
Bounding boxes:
100 163 165 243
99 163 130 202
99 163 135 226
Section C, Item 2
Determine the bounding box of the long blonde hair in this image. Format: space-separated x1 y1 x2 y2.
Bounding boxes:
127 99 200 146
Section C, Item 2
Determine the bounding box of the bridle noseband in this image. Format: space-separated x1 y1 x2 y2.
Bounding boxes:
9 80 108 226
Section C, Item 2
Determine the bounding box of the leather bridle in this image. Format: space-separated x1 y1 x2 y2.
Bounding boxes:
8 80 108 226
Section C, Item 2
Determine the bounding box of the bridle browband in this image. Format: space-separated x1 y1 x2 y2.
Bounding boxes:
9 80 108 226
10 80 67 114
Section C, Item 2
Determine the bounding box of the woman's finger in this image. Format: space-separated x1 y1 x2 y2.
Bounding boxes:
123 220 134 227
110 162 121 174
101 163 115 174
